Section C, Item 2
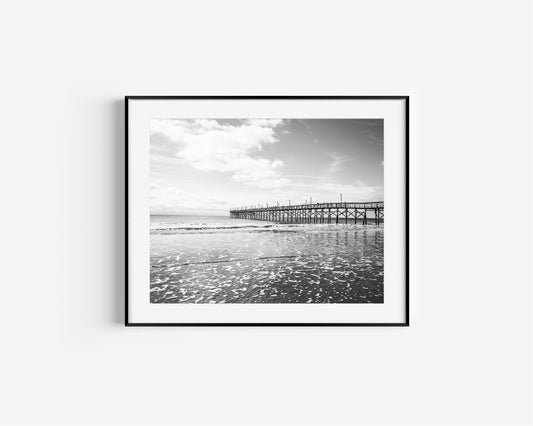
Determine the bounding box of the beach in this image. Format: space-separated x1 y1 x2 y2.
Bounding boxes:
150 215 384 303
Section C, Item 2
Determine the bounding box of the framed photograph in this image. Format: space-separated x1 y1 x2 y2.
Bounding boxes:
126 96 409 326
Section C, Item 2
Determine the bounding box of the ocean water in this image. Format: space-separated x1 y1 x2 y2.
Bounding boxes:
150 215 383 303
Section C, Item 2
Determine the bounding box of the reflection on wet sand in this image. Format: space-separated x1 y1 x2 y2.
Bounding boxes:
150 223 383 304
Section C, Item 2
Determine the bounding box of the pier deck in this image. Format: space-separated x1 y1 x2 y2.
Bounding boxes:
230 201 384 225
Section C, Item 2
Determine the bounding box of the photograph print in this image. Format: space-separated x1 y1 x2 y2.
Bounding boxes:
150 118 384 304
126 96 408 325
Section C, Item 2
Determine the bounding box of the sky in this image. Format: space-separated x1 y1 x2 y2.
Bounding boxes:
150 118 383 216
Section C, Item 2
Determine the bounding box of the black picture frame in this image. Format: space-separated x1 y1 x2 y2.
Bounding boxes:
125 96 409 327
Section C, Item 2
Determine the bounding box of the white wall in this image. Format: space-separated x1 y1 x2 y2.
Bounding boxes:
0 1 531 425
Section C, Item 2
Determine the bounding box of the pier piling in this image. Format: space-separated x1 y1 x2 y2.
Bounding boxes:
230 201 384 225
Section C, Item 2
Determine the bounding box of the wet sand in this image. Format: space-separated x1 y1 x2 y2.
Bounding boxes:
150 223 383 303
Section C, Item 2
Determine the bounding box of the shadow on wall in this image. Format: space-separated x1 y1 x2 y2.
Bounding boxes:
111 99 125 325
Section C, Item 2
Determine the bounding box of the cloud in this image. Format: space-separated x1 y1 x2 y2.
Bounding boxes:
150 185 229 214
295 181 383 202
245 119 283 127
151 119 288 189
231 157 289 188
326 152 351 175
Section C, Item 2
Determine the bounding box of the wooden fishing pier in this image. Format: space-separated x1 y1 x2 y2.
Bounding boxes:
230 201 384 225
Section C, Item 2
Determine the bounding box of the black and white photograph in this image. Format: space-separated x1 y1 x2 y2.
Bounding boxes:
149 118 385 304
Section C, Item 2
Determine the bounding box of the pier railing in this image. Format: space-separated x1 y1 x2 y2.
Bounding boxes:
230 201 384 225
